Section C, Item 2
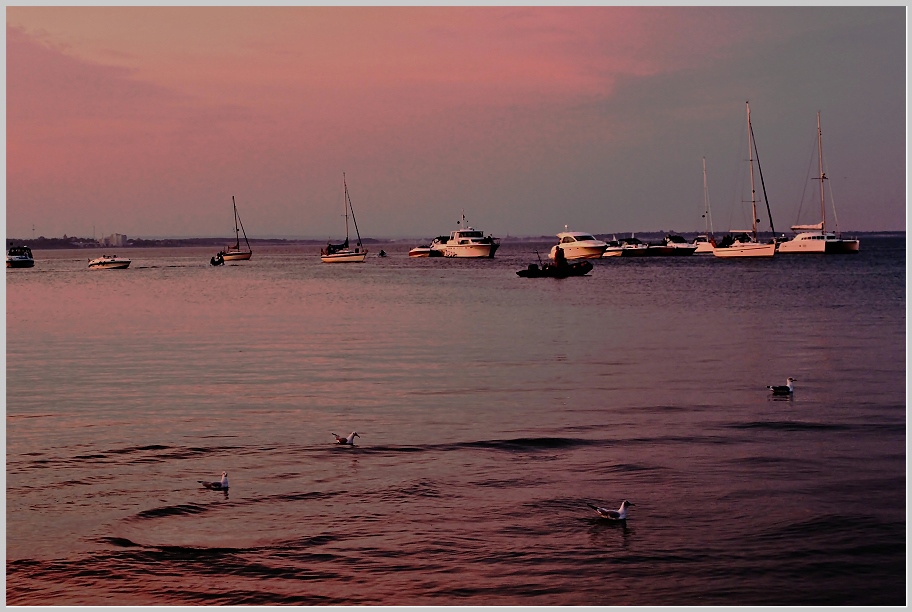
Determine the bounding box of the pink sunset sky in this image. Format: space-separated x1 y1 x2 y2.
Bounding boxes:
5 6 906 239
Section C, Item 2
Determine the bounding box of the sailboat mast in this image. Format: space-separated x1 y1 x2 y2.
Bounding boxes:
746 102 758 241
817 111 826 233
702 157 714 236
232 196 241 249
342 173 350 243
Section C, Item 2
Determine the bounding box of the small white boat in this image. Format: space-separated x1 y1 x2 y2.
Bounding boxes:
548 229 607 260
778 112 859 255
601 239 623 257
408 245 431 257
440 215 499 258
662 235 697 255
713 102 776 259
322 174 368 263
219 196 252 261
88 254 131 269
692 235 715 253
7 245 35 268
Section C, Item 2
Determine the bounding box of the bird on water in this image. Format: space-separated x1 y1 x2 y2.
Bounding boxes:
767 377 796 395
198 472 229 491
332 432 360 445
587 500 634 521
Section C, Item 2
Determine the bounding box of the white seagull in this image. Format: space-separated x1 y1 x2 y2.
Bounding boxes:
588 500 634 521
198 472 229 491
767 377 796 395
332 432 360 445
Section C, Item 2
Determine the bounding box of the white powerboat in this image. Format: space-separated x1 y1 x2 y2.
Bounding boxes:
7 245 35 268
713 102 776 258
662 235 697 255
322 174 368 263
549 230 608 260
692 235 715 253
778 112 859 254
88 254 131 269
440 215 499 258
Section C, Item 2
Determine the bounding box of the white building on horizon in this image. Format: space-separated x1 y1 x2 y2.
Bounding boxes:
101 233 127 247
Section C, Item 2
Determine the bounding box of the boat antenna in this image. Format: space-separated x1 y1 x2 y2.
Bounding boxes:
534 249 543 265
343 173 363 248
749 116 776 236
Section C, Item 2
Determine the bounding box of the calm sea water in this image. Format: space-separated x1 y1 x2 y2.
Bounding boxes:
6 237 906 605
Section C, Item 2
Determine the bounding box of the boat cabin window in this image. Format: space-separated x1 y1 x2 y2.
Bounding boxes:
577 235 596 241
456 231 483 239
561 236 575 244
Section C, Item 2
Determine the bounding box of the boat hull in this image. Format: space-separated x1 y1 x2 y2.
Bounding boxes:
712 242 776 258
778 233 860 254
6 258 35 268
517 260 592 278
88 260 131 269
408 248 431 257
444 243 499 258
693 241 715 253
549 245 607 260
221 250 252 261
321 250 368 263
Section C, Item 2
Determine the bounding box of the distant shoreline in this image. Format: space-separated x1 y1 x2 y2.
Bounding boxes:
6 231 904 250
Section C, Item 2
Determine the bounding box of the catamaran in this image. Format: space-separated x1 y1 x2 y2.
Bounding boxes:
321 174 368 263
777 111 859 254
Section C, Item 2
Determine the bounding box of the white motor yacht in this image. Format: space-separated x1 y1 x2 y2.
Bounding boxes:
440 215 499 258
549 230 608 260
88 254 131 269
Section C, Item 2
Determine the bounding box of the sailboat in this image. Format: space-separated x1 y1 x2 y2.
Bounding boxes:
692 157 716 253
777 112 860 254
321 173 368 263
713 102 777 258
220 196 252 261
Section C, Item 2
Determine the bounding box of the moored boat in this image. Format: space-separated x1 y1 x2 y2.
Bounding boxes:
661 235 697 255
408 245 431 257
549 229 608 260
440 216 499 258
517 259 593 278
219 196 252 261
7 245 35 268
713 102 776 258
88 254 131 269
321 173 368 263
778 112 859 254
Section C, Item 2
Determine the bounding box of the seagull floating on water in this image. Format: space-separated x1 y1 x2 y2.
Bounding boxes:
587 500 634 521
767 377 796 395
198 472 229 491
332 432 360 445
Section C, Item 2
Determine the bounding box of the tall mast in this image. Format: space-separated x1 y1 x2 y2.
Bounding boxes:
746 102 757 241
232 196 240 249
342 173 350 243
817 111 826 233
702 157 714 236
